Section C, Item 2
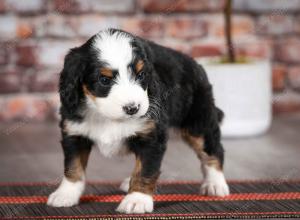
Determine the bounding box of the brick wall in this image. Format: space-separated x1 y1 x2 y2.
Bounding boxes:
0 0 300 121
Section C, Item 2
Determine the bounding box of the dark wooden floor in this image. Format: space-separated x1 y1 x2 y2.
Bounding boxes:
0 114 300 183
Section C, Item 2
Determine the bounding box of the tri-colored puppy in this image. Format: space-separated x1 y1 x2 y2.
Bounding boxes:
47 29 229 214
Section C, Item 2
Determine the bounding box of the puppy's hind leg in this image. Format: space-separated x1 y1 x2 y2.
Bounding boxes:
181 128 229 197
47 136 92 207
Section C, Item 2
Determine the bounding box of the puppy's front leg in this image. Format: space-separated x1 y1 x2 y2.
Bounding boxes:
47 135 92 207
116 157 159 214
117 141 166 214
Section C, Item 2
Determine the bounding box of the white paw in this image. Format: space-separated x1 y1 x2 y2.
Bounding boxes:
116 192 153 214
47 190 80 207
47 177 85 207
200 179 229 197
200 165 230 197
119 177 130 193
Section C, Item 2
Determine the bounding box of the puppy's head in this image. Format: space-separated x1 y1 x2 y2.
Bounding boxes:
60 29 151 120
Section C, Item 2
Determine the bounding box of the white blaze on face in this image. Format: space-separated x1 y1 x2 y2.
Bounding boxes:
91 30 149 120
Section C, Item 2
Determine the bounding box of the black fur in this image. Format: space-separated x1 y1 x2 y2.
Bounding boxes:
58 29 225 189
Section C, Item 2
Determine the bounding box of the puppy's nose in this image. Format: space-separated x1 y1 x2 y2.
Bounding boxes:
123 103 140 115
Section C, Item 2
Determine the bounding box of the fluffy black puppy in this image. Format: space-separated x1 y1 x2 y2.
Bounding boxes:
47 28 229 214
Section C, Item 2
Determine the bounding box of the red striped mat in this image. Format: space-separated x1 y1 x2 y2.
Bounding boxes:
0 180 299 219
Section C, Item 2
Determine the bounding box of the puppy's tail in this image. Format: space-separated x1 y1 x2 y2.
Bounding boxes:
216 107 224 123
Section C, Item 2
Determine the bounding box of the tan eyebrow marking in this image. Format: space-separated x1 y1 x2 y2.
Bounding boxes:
83 85 96 101
136 60 144 73
100 67 113 77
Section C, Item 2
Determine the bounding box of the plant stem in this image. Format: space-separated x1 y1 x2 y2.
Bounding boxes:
224 0 235 63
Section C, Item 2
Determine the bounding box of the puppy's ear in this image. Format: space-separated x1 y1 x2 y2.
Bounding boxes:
59 48 86 115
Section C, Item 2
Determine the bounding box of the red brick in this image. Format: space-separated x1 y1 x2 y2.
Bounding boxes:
46 15 77 38
234 0 300 13
0 0 5 13
288 66 300 91
272 64 287 92
16 44 37 66
160 40 191 55
53 0 81 14
17 17 47 38
77 15 121 37
15 17 48 39
122 17 164 38
229 16 255 37
139 0 225 13
6 0 46 14
256 15 293 35
207 15 255 38
294 15 300 34
191 44 224 58
138 19 164 38
165 17 207 40
52 0 135 14
273 92 300 114
191 38 271 59
0 43 8 65
16 22 34 39
0 69 22 93
0 94 59 121
2 97 27 118
236 39 272 59
275 37 300 64
81 0 135 14
26 69 59 92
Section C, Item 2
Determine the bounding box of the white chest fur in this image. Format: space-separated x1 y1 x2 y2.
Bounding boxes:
65 115 147 157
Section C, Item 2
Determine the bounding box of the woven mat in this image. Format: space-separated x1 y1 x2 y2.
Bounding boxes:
0 180 300 219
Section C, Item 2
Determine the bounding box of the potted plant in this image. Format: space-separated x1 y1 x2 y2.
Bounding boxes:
197 0 272 137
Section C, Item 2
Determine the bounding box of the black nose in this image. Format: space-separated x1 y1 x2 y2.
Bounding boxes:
123 103 140 115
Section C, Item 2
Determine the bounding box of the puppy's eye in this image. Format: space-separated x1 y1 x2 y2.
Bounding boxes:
136 71 146 81
99 76 111 86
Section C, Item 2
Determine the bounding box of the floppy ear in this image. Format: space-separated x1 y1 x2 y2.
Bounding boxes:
59 48 86 115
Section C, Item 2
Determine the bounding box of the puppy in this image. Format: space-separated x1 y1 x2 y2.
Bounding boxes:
47 29 229 214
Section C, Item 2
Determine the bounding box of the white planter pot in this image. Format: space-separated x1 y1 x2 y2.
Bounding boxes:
196 57 272 138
